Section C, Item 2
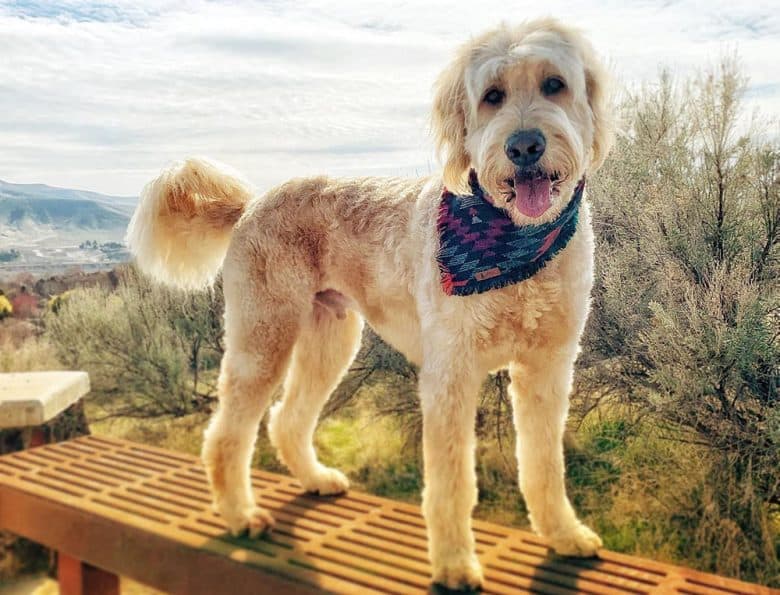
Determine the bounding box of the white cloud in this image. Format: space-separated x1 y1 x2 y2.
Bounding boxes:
0 0 778 195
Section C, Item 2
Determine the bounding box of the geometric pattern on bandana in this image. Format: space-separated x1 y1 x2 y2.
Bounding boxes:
436 170 585 296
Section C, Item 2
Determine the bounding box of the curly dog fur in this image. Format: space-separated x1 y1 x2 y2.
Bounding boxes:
127 18 614 590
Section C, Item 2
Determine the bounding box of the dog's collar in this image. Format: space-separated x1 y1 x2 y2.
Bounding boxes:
436 170 585 296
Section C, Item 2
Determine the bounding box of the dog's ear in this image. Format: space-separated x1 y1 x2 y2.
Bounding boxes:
584 57 615 173
431 54 471 191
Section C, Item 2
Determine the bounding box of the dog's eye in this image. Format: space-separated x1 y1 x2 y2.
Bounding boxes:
541 77 566 97
482 88 505 106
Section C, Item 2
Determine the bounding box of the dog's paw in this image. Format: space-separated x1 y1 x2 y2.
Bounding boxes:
302 465 349 496
548 523 602 557
431 552 484 591
220 505 275 538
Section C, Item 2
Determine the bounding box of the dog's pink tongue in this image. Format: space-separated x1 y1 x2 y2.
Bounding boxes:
514 176 552 218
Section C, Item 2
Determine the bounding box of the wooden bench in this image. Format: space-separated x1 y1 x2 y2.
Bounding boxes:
0 436 773 595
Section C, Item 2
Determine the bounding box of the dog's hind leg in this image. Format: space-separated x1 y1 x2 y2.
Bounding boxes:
202 257 306 536
267 306 364 494
509 349 602 556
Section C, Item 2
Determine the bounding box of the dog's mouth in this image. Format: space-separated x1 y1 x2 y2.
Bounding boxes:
502 168 562 218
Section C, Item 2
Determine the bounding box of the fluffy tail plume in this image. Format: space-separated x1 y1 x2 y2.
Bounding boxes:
126 157 253 289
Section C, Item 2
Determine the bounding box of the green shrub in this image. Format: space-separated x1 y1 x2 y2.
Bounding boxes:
45 265 224 417
582 59 779 583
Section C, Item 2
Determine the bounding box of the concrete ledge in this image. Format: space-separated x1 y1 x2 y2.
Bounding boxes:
0 372 90 428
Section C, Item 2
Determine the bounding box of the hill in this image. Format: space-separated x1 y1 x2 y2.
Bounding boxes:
0 179 135 230
0 179 138 278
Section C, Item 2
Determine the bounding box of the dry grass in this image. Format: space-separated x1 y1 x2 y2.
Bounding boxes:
0 575 165 595
0 325 62 373
86 404 210 458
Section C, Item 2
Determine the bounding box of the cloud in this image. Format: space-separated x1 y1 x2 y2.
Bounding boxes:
0 0 778 195
2 0 164 24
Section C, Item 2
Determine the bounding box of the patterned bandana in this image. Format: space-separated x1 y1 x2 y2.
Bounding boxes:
437 170 585 296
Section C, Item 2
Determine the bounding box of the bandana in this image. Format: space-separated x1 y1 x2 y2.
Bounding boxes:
437 170 585 296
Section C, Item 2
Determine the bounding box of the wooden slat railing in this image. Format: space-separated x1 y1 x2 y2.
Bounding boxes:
0 436 774 594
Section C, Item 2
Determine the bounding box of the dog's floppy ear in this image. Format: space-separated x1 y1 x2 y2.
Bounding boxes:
584 56 614 172
432 54 471 191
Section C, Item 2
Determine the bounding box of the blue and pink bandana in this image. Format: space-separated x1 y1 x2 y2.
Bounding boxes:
437 170 585 296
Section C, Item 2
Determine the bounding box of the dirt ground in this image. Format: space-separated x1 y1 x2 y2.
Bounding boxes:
0 575 163 594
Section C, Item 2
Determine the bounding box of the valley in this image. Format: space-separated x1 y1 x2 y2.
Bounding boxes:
0 179 135 279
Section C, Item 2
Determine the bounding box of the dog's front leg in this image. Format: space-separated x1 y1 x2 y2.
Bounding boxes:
509 350 602 556
419 355 483 590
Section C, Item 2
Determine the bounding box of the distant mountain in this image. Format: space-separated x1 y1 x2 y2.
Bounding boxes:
0 179 138 276
0 179 137 230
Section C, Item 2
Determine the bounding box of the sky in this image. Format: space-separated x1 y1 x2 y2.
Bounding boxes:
1 0 779 197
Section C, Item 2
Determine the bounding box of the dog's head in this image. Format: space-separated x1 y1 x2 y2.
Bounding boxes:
432 19 613 224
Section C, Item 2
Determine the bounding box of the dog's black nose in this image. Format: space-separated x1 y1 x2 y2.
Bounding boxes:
504 128 546 167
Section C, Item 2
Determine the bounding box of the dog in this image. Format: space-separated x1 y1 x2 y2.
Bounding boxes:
127 18 613 590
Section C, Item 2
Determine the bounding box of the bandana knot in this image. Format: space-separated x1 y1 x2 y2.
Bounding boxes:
436 171 585 296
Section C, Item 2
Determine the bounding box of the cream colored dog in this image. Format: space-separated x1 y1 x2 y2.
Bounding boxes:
127 18 613 590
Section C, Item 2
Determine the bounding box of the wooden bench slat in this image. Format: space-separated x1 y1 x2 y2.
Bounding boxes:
0 436 774 595
496 551 657 591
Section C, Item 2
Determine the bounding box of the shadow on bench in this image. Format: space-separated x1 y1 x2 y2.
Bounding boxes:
0 436 772 594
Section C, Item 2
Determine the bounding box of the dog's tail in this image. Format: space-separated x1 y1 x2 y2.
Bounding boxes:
126 157 253 289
